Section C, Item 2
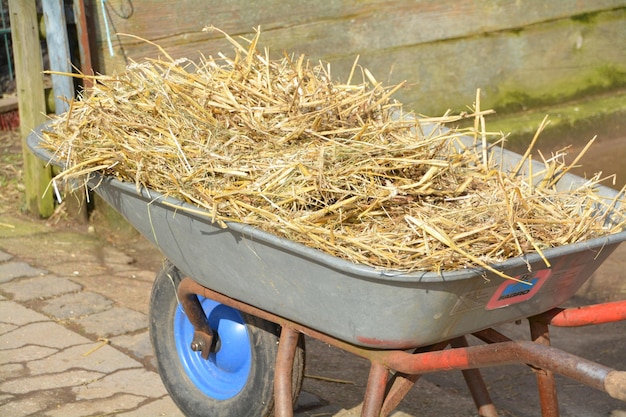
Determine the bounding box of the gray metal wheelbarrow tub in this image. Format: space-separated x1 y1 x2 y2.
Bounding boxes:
27 124 626 349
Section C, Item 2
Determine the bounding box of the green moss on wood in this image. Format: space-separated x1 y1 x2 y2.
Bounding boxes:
485 90 626 149
489 65 626 116
570 11 600 24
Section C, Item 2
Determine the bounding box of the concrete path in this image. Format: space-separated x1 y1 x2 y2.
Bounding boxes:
0 248 186 417
0 217 377 417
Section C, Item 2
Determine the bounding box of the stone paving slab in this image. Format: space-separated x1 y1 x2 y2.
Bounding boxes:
0 392 58 417
1 320 91 350
0 250 12 262
111 331 155 367
0 299 50 326
0 243 327 417
0 262 47 284
115 397 186 417
0 297 179 417
77 306 148 337
1 369 105 395
40 291 113 320
27 344 142 375
45 394 147 417
1 275 82 301
73 368 169 401
0 345 57 365
0 236 187 417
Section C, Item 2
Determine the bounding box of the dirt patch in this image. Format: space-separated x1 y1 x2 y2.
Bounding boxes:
0 130 23 211
1 128 164 270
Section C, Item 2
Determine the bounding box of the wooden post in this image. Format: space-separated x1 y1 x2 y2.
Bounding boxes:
73 0 94 88
9 0 54 217
70 0 95 222
42 0 73 113
42 0 89 223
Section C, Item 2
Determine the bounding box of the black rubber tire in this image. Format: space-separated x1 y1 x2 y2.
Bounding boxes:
149 261 305 417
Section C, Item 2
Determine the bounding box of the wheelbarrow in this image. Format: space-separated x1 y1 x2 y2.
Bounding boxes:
28 124 626 417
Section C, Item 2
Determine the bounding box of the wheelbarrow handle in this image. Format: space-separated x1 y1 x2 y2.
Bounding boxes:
533 300 626 327
606 371 626 402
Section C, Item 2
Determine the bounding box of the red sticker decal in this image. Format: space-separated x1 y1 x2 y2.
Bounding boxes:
486 269 551 310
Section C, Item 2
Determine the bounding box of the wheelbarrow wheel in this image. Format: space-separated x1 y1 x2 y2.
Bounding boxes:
149 261 305 417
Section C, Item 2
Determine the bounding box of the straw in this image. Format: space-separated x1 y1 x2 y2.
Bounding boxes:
39 28 626 278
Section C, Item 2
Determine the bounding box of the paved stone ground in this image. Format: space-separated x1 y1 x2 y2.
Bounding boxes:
0 218 397 417
0 246 187 417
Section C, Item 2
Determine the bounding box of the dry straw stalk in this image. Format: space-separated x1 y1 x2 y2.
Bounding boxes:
41 27 626 278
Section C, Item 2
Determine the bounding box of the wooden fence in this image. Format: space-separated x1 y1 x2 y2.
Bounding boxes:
88 0 626 115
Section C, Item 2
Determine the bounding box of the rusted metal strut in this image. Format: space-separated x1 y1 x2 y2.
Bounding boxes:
382 339 626 401
176 281 214 360
177 277 626 417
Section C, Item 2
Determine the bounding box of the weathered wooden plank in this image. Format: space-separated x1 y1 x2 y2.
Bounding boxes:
93 0 626 46
378 9 626 114
0 96 18 113
73 0 94 84
43 0 74 113
90 0 625 70
9 0 54 218
43 0 90 223
77 0 626 117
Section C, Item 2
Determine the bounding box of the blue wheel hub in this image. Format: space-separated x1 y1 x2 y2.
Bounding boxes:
174 297 252 400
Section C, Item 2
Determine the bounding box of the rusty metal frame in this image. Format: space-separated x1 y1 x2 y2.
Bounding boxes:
177 277 626 417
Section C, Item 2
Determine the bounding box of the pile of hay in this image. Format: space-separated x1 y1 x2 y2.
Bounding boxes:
41 27 625 279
